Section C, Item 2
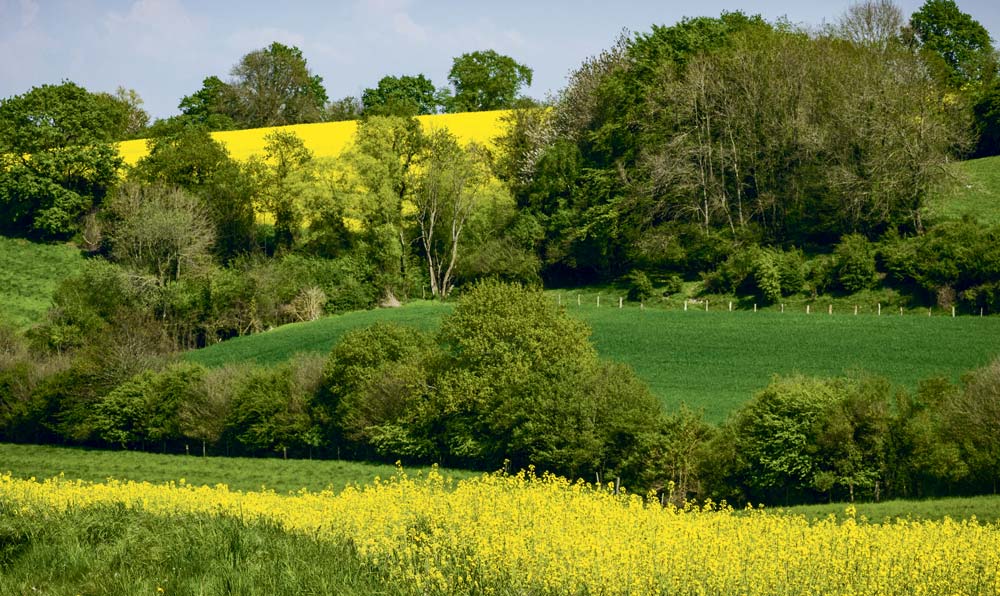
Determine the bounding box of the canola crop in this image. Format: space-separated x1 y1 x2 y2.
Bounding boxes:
2 469 998 595
116 110 509 166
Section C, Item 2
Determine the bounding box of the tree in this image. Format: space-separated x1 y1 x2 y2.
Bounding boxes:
105 183 216 285
0 81 125 238
173 76 237 131
447 50 533 112
325 95 363 121
226 42 328 128
363 74 440 116
414 130 490 298
247 130 314 251
130 127 255 259
908 0 996 89
837 0 905 49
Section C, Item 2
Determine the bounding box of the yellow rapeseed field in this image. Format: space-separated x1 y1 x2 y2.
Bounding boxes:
116 111 509 166
2 469 998 595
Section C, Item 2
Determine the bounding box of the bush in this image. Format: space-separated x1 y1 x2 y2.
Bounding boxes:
833 234 878 293
625 270 655 302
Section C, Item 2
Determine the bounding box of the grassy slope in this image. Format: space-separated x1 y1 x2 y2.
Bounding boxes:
0 443 473 494
186 299 1000 423
924 155 1000 225
0 237 83 328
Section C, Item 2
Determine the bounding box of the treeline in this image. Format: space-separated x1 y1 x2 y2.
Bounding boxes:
3 282 999 505
498 1 1000 296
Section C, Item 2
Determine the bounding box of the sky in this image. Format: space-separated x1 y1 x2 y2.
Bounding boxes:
2 0 999 120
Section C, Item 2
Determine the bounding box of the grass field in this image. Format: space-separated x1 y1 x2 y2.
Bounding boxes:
0 443 472 494
116 110 510 165
186 297 1000 423
0 237 84 329
924 155 1000 225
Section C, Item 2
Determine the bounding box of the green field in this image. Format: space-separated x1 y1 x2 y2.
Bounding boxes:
0 237 84 328
785 494 1000 523
187 298 1000 423
0 443 473 494
924 155 1000 225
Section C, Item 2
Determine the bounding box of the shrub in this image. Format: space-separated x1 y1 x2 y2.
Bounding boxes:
625 270 655 302
833 234 877 293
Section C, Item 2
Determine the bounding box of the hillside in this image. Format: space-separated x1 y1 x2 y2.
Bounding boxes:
0 237 84 328
924 155 1000 225
116 110 510 165
186 299 1000 422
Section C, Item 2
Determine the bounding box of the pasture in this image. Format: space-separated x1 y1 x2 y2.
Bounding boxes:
924 154 1000 226
0 237 83 329
186 297 1000 423
0 443 472 494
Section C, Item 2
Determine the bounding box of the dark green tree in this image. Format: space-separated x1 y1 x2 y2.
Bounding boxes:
908 0 996 88
227 42 329 128
363 74 440 116
447 50 533 112
0 81 125 238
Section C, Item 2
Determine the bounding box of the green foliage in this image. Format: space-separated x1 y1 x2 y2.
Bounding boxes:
130 126 256 259
625 270 654 302
833 234 878 293
447 50 533 112
175 75 238 131
908 0 996 89
226 42 329 128
0 82 127 239
972 82 1000 157
363 74 440 116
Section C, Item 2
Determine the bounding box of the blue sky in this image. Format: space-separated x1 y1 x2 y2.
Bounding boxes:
2 0 998 119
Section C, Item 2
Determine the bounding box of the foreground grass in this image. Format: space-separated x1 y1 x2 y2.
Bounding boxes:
0 443 474 494
924 155 1000 226
187 299 1000 422
3 471 999 595
0 237 83 329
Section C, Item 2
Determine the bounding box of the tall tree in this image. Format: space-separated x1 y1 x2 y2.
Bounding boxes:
0 81 125 238
447 50 533 112
227 42 328 128
837 0 905 49
908 0 996 89
414 131 489 298
247 130 314 251
363 74 440 116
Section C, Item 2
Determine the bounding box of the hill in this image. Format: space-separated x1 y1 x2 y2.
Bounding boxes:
186 299 1000 422
116 110 510 165
924 155 1000 225
0 237 84 328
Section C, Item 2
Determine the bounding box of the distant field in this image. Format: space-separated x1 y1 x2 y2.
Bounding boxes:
0 443 473 494
185 298 1000 423
0 237 84 328
924 155 1000 226
116 110 509 165
785 494 1000 523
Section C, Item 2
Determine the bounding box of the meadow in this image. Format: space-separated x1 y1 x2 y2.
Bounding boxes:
2 467 999 595
924 154 1000 226
0 237 83 329
187 297 1000 422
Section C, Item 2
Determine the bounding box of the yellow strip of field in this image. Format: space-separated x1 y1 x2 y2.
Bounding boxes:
116 110 510 165
3 470 998 595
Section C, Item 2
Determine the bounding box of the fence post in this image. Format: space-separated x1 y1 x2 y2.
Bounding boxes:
597 295 600 307
619 296 623 309
729 301 732 312
557 293 561 306
878 303 881 316
900 306 903 316
781 303 785 313
829 304 833 315
705 300 709 312
952 306 956 317
806 304 811 315
577 294 581 306
854 305 858 316
684 301 688 311
754 303 757 313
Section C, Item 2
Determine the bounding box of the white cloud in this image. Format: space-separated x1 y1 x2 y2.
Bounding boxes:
226 27 307 55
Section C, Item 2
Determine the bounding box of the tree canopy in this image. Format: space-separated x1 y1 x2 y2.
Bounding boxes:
447 50 533 112
362 74 441 116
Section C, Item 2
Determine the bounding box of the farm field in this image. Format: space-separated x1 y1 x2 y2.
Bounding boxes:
186 298 1000 422
2 467 999 595
115 110 509 165
0 237 84 329
0 443 473 494
924 154 1000 226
